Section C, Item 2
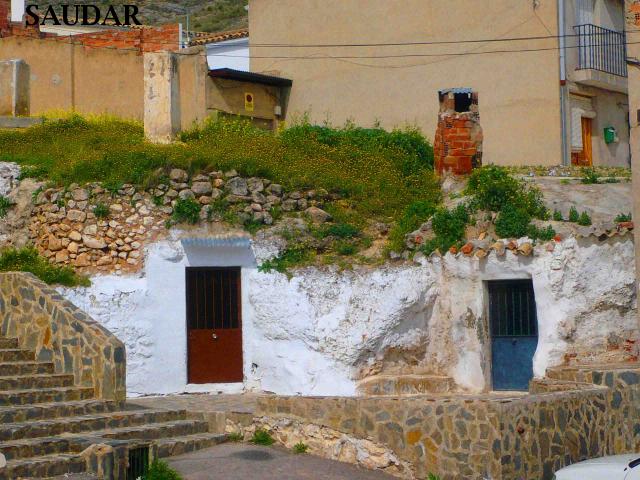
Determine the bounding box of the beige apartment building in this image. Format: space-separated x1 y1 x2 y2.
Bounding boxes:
249 0 631 168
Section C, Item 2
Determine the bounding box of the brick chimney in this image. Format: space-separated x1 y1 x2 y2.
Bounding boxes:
433 88 483 176
0 0 10 35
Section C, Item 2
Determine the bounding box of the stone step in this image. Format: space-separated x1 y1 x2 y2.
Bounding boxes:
100 419 210 441
0 374 75 391
1 453 87 480
357 374 455 396
0 338 18 349
0 419 210 460
0 408 187 442
0 433 228 479
156 432 228 458
0 400 119 424
0 435 74 461
0 386 95 406
0 361 54 377
0 349 35 362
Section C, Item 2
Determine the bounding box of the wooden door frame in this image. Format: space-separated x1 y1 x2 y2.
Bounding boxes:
185 266 243 384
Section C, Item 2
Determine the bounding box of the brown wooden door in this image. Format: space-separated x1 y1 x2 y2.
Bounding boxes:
572 117 593 166
186 267 243 384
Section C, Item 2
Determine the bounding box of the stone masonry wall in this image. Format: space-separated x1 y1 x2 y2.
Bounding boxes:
29 169 326 275
0 272 126 401
255 366 640 480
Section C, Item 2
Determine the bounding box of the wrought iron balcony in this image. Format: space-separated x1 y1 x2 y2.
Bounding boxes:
574 24 627 77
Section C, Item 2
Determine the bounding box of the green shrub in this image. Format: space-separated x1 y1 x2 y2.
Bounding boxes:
207 198 229 221
0 247 89 287
0 195 13 218
103 180 124 196
494 205 531 239
259 244 314 274
172 198 201 225
145 459 183 480
250 429 275 446
336 241 357 256
527 224 556 241
615 212 632 223
242 217 263 234
568 206 580 223
152 195 164 207
320 223 361 239
227 432 243 442
421 205 469 255
293 442 309 454
466 166 547 219
578 211 592 226
92 202 109 219
280 122 434 174
552 209 564 222
388 200 437 252
427 474 441 480
581 168 600 184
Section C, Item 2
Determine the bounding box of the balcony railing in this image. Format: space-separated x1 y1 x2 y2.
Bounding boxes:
574 24 627 77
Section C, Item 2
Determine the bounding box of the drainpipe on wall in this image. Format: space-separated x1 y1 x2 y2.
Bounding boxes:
558 0 570 166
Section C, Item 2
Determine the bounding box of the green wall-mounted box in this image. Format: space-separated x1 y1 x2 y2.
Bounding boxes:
604 127 617 144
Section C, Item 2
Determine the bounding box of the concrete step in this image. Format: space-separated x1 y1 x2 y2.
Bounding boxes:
156 432 228 458
1 453 86 480
0 338 18 349
0 419 210 460
0 361 54 377
0 374 75 391
0 400 119 424
0 386 95 406
0 408 187 442
357 374 455 396
0 349 36 362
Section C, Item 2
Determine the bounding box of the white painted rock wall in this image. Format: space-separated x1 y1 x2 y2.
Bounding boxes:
61 232 638 397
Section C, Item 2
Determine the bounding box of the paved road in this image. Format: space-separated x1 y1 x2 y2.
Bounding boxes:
168 443 396 480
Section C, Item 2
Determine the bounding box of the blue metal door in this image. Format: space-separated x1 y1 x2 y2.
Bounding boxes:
489 280 538 391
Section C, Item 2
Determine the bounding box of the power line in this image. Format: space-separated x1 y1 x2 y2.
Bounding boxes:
206 30 640 49
204 40 640 60
6 29 640 62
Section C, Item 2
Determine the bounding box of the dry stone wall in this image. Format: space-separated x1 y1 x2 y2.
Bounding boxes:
28 168 328 274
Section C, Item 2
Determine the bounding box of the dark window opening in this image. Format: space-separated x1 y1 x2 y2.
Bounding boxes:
127 446 149 479
454 93 473 113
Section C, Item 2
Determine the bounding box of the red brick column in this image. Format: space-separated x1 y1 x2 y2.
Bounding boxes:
434 91 483 175
0 0 10 36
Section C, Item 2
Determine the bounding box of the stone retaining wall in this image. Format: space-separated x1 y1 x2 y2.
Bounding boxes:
255 366 640 479
0 272 126 401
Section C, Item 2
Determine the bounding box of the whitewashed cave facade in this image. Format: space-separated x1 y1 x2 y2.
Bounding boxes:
62 231 638 397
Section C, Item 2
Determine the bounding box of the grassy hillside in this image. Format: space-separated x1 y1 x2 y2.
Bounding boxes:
39 0 248 33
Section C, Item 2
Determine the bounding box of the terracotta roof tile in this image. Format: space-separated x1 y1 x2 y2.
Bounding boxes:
189 28 249 46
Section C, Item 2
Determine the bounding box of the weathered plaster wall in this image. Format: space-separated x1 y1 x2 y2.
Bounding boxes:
61 231 638 397
249 0 562 166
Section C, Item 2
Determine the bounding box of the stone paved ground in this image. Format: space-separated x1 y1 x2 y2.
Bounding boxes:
167 443 396 480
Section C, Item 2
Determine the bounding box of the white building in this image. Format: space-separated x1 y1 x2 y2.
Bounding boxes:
189 28 250 71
